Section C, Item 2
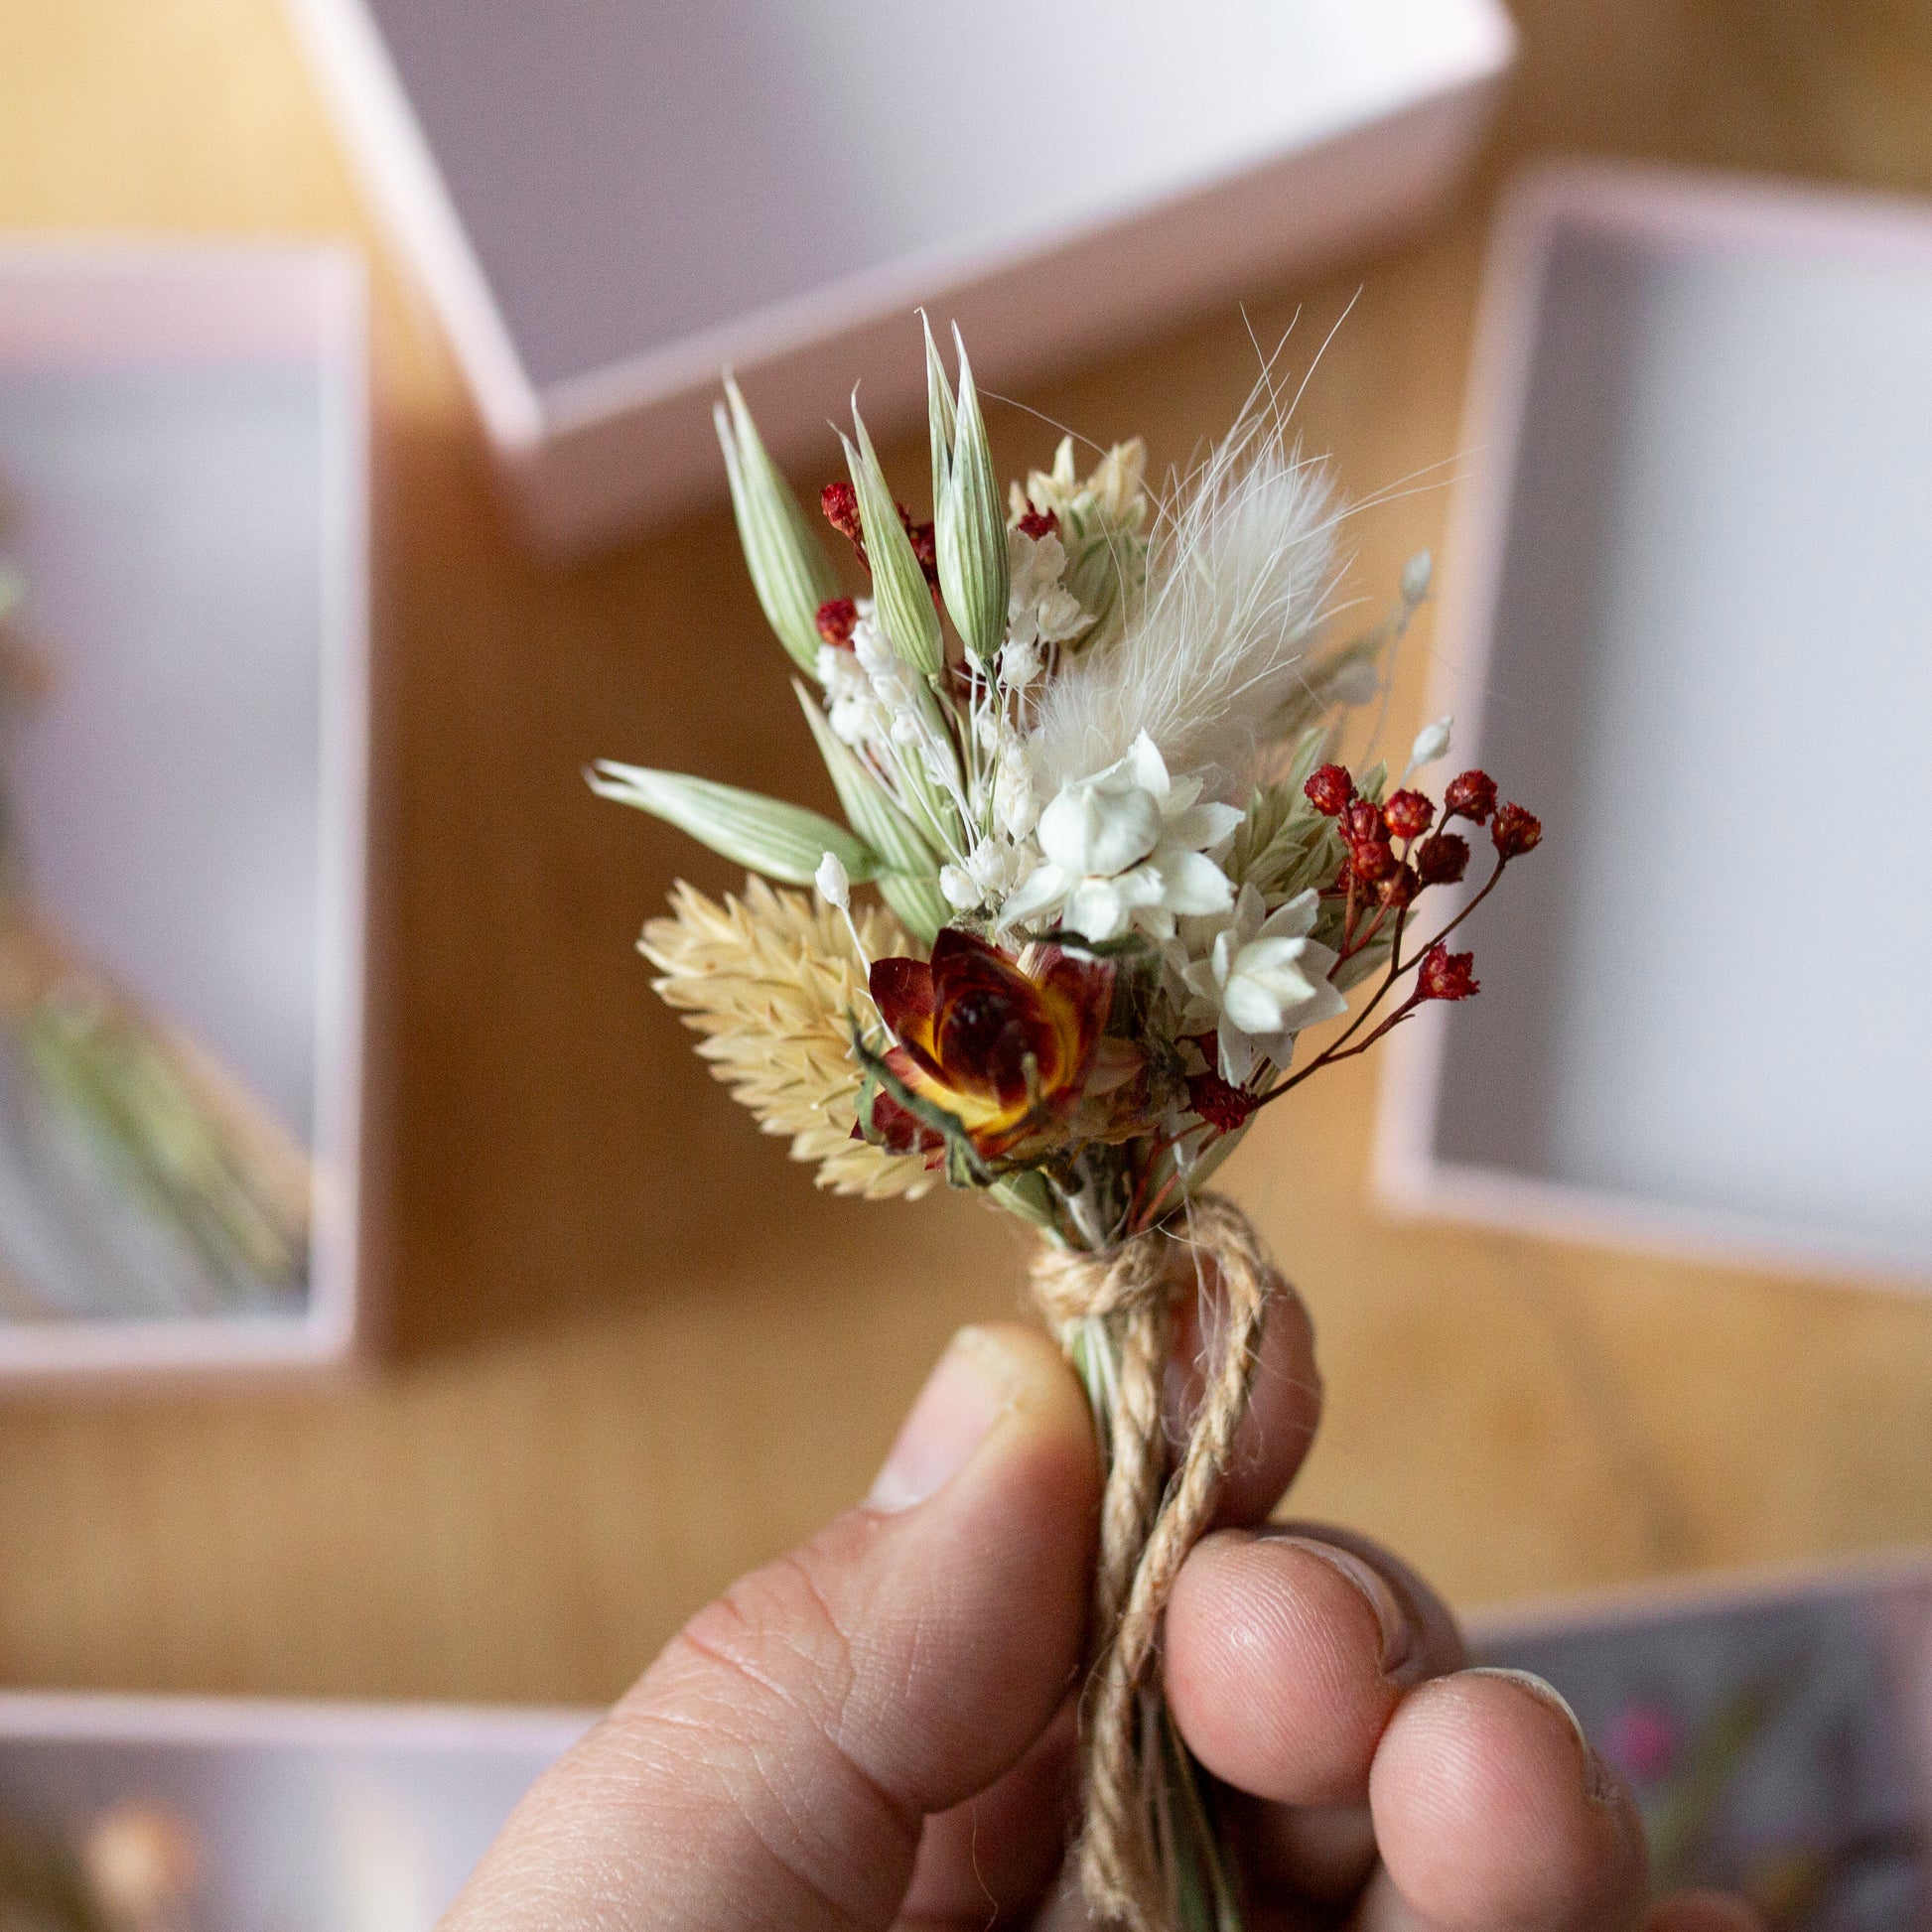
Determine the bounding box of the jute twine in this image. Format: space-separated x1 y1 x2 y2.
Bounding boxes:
1029 1192 1284 1932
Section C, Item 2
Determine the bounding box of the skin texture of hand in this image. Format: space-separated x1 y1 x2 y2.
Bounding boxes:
443 1312 1762 1932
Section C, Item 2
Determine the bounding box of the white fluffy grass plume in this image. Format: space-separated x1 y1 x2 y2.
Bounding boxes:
1031 410 1342 803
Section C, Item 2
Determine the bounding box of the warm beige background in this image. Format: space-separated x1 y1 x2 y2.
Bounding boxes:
0 0 1928 1707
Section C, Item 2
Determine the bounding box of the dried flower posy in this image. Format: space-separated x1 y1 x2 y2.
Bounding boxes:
595 325 1540 1932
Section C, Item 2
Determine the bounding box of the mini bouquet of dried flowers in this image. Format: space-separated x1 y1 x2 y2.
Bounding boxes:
596 325 1540 1932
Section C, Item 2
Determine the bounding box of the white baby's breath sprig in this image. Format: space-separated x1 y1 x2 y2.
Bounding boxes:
815 848 875 981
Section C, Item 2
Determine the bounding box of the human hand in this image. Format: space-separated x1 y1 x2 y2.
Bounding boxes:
444 1312 1759 1930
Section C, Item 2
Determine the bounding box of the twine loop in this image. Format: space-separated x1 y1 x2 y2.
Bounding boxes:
1030 1193 1287 1932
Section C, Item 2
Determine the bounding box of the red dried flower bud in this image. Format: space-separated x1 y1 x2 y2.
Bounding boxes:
1382 788 1436 841
1492 801 1543 861
1325 856 1354 897
1347 836 1397 884
1417 943 1479 1002
1304 763 1355 816
815 598 859 648
1341 799 1388 849
1443 769 1497 824
898 503 939 585
1016 504 1059 541
1415 831 1470 886
1377 863 1421 909
1187 1068 1259 1135
821 482 864 543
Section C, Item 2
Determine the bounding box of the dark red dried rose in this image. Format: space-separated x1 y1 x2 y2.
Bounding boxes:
866 929 1113 1160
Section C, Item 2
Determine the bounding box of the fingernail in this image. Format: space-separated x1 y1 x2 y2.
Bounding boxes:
1276 1534 1422 1683
1465 1668 1618 1805
868 1326 1010 1512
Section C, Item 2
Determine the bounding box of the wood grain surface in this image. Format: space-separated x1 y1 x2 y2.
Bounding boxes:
0 0 1928 1707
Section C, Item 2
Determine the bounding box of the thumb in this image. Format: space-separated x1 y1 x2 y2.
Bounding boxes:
444 1321 1100 1932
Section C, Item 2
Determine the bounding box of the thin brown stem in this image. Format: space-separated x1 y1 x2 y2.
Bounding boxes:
1251 854 1509 1114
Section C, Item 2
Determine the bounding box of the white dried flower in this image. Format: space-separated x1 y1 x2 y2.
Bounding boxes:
814 850 850 909
1405 714 1452 779
1402 549 1434 605
939 837 1030 912
1000 733 1241 942
1007 528 1092 656
1180 884 1346 1083
1000 634 1042 689
1012 437 1151 537
817 644 879 746
993 737 1039 839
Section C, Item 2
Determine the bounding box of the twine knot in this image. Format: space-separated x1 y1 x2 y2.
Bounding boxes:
1029 1193 1287 1932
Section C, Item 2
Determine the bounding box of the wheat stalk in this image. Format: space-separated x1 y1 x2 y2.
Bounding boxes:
639 878 934 1201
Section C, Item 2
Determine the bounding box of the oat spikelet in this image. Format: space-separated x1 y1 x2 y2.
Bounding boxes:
639 877 934 1200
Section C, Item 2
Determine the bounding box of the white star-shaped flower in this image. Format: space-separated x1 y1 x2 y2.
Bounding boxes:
999 734 1241 942
1180 884 1347 1082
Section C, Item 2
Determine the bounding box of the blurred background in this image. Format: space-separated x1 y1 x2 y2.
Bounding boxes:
0 0 1926 1732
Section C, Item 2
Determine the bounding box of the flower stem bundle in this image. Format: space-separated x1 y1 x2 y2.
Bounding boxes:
597 325 1540 1930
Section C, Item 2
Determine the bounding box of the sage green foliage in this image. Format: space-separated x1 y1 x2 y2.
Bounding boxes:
842 406 943 679
715 379 840 677
589 762 877 887
1227 730 1343 906
925 319 1008 665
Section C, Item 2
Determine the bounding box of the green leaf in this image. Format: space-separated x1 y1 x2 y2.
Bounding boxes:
589 762 877 885
842 405 943 679
717 379 839 676
935 327 1009 665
